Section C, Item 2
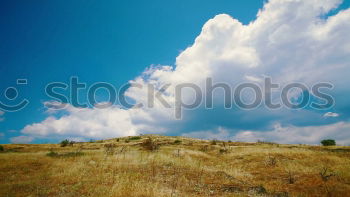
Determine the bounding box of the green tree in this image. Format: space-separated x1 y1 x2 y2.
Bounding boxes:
321 139 336 146
60 139 70 147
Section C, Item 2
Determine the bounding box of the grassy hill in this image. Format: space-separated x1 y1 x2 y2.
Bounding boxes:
1 135 350 197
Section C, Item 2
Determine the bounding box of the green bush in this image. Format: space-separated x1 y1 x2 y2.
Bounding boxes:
174 140 182 144
60 139 70 147
0 145 4 152
129 136 142 141
321 139 336 146
46 150 59 157
211 139 218 145
46 150 84 158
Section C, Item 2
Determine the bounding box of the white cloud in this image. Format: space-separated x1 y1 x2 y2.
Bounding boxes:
323 112 340 118
183 122 350 145
67 137 87 142
20 0 350 143
0 132 4 137
234 122 350 145
182 127 231 140
10 136 34 144
22 102 140 139
125 0 350 112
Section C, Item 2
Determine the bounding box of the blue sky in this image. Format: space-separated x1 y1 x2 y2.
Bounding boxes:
0 0 264 143
1 0 350 144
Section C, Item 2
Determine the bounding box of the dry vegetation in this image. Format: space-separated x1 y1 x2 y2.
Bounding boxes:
1 135 350 197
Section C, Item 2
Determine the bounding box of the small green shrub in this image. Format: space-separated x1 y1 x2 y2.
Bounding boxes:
129 136 142 141
46 150 59 157
0 145 4 152
174 140 182 144
321 139 336 146
60 139 70 147
46 150 84 158
59 139 75 147
125 139 130 143
211 139 218 145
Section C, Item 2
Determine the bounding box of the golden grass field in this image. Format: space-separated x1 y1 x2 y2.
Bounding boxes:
1 135 350 197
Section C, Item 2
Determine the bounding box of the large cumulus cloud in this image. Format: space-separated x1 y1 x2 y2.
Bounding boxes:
19 0 350 144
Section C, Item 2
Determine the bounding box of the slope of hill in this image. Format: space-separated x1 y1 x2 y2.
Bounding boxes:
1 135 350 197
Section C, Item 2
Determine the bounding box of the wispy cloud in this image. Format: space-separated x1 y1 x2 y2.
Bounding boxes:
182 127 231 140
182 122 350 145
323 112 340 118
10 136 34 144
233 122 350 145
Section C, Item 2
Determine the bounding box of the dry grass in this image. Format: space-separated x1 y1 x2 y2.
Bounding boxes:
1 135 350 197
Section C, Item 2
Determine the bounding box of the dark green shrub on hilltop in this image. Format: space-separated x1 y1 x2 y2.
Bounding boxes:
211 139 218 145
129 136 142 141
321 139 336 146
174 139 182 144
60 139 70 147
